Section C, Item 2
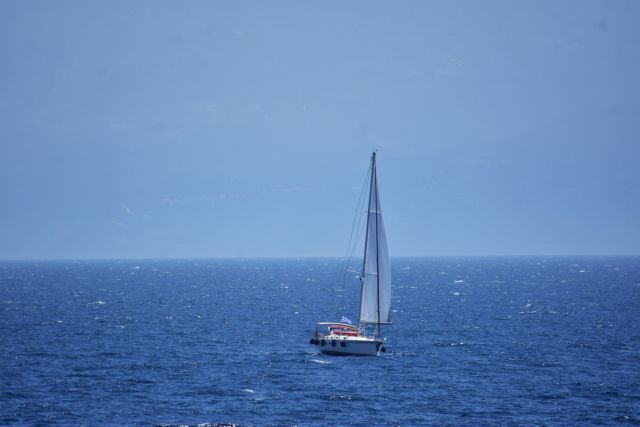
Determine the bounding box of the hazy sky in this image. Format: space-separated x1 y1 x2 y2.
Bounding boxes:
1 1 639 259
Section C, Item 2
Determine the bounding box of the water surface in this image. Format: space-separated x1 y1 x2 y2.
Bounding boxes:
1 257 639 425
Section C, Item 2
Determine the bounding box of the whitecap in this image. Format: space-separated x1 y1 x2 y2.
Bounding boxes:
242 388 255 394
310 359 332 364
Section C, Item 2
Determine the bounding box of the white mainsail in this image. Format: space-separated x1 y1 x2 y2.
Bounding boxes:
359 152 391 326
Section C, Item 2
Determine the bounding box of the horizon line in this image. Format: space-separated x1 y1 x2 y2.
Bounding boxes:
1 253 639 262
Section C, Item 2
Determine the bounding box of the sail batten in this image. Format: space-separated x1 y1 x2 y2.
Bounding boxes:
358 152 391 327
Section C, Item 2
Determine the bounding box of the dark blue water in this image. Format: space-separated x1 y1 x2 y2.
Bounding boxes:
1 257 639 426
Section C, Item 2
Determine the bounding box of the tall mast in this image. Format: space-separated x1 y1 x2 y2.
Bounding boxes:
374 153 381 336
357 152 375 329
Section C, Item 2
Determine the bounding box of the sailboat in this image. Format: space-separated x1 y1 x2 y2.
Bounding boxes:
309 151 391 356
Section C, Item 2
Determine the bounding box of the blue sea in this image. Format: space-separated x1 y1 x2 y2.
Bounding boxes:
1 257 639 426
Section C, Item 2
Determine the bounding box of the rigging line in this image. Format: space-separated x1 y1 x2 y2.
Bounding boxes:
338 161 372 316
338 162 371 314
346 163 371 272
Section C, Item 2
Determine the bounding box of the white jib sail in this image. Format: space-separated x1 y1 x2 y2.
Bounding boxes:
359 153 391 325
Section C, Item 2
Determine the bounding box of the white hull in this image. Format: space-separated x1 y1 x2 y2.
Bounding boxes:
311 334 386 356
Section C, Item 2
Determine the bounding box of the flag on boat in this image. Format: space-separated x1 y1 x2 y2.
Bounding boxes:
341 316 352 325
